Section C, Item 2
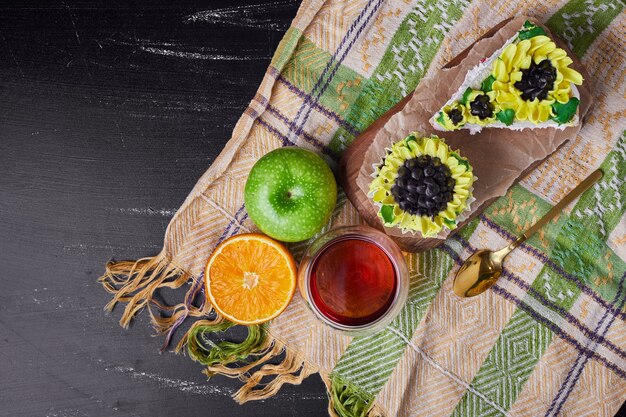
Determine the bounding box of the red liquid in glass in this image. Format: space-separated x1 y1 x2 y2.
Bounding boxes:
310 237 397 326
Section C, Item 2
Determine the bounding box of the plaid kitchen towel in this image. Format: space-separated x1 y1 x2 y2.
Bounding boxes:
100 0 626 416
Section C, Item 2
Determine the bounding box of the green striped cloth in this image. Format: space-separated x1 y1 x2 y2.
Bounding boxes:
253 1 626 415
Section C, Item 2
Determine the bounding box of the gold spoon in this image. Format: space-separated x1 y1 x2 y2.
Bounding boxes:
453 169 603 298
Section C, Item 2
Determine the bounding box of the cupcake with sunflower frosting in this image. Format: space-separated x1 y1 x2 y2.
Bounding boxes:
369 134 475 237
431 21 583 134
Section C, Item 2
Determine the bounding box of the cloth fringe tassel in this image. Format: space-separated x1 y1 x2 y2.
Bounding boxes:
324 374 386 417
98 254 210 349
178 319 318 404
231 341 317 403
100 258 327 406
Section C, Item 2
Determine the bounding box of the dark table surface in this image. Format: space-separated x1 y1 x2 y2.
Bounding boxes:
1 1 624 417
0 1 332 416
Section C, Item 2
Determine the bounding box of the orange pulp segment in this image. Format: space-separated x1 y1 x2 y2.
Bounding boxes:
205 233 297 325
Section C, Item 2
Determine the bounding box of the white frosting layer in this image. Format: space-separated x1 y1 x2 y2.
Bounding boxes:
450 34 517 104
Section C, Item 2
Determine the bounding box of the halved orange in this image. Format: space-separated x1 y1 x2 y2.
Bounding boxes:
205 233 297 325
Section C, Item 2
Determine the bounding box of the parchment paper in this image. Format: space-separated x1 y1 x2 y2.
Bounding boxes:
342 16 593 250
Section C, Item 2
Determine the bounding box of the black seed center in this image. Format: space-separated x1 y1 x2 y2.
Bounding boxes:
391 155 456 218
514 59 557 101
469 94 494 119
447 108 463 125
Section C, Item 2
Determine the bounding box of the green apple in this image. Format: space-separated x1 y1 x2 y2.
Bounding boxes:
244 147 337 242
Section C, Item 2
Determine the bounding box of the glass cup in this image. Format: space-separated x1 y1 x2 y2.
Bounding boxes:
297 225 409 336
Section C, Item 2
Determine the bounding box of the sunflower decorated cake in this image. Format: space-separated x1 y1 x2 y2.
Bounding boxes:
368 134 475 237
431 21 583 134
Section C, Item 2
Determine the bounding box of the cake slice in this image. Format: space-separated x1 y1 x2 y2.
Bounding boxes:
431 21 583 134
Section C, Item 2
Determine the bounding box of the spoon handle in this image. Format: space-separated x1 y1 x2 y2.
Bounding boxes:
520 169 603 241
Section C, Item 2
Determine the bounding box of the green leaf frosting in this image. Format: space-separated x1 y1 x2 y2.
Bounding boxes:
518 21 546 40
380 205 394 224
481 75 495 93
552 98 579 124
443 218 456 228
436 112 445 126
460 87 472 105
496 109 515 126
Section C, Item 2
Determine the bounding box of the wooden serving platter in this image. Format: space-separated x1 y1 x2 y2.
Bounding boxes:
339 16 593 252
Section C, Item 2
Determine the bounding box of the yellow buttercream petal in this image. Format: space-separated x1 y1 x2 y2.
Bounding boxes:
454 186 469 197
561 67 583 85
539 105 553 123
379 168 394 181
451 164 467 176
445 156 458 169
548 48 567 61
369 177 383 190
496 90 519 106
424 138 436 156
525 100 539 123
441 208 456 220
510 70 523 83
553 89 570 103
512 39 531 68
528 35 551 54
560 57 573 67
534 41 556 60
406 140 421 154
493 59 508 82
436 143 448 161
516 103 529 120
398 146 412 160
372 188 387 201
400 212 413 229
381 195 395 205
501 43 517 69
